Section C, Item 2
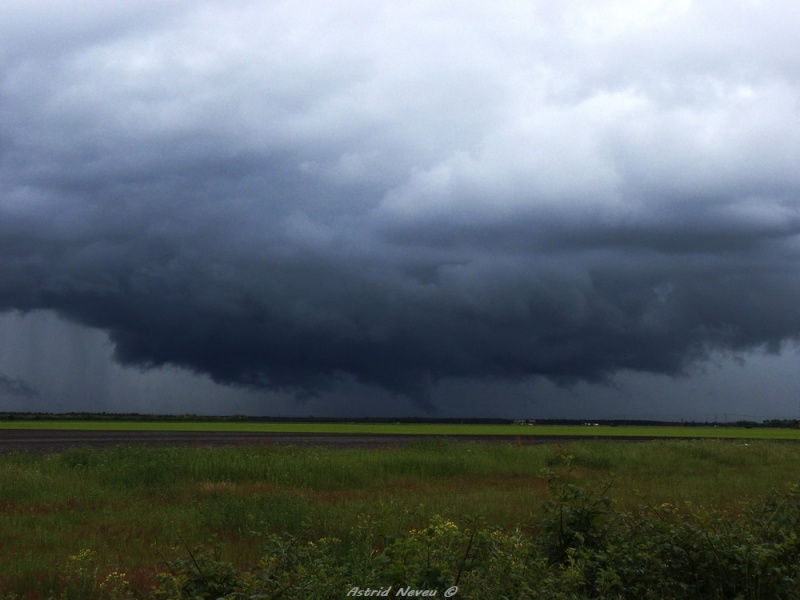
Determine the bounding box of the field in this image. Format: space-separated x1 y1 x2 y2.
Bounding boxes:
2 423 800 598
3 419 800 439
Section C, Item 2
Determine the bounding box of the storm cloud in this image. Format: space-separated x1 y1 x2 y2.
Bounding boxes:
0 372 38 399
2 1 800 409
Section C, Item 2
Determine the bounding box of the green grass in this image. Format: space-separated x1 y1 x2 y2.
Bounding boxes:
2 439 800 598
3 419 800 439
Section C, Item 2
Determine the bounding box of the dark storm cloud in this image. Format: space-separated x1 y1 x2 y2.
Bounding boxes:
0 373 38 398
2 1 800 405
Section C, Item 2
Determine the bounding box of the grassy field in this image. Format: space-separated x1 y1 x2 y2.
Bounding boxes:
2 419 800 439
2 437 800 597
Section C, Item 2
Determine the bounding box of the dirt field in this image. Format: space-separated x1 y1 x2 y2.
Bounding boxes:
0 429 647 452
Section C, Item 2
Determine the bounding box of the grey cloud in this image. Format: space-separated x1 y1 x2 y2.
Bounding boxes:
0 372 39 398
2 1 800 410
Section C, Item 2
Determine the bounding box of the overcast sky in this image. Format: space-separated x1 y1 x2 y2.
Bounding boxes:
2 1 800 420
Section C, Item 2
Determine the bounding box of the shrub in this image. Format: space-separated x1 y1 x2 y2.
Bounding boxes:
152 543 241 600
149 480 800 599
539 454 615 565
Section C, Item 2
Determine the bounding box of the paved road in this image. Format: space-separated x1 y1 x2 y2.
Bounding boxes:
0 429 633 452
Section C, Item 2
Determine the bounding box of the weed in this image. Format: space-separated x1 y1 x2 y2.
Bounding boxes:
3 440 800 598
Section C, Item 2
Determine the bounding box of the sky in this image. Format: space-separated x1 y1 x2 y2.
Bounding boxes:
1 0 800 420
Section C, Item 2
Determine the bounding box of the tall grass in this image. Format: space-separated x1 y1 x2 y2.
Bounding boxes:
1 439 800 598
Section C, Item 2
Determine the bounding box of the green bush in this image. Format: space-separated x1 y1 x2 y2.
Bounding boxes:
539 454 615 565
578 487 800 599
149 479 800 600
